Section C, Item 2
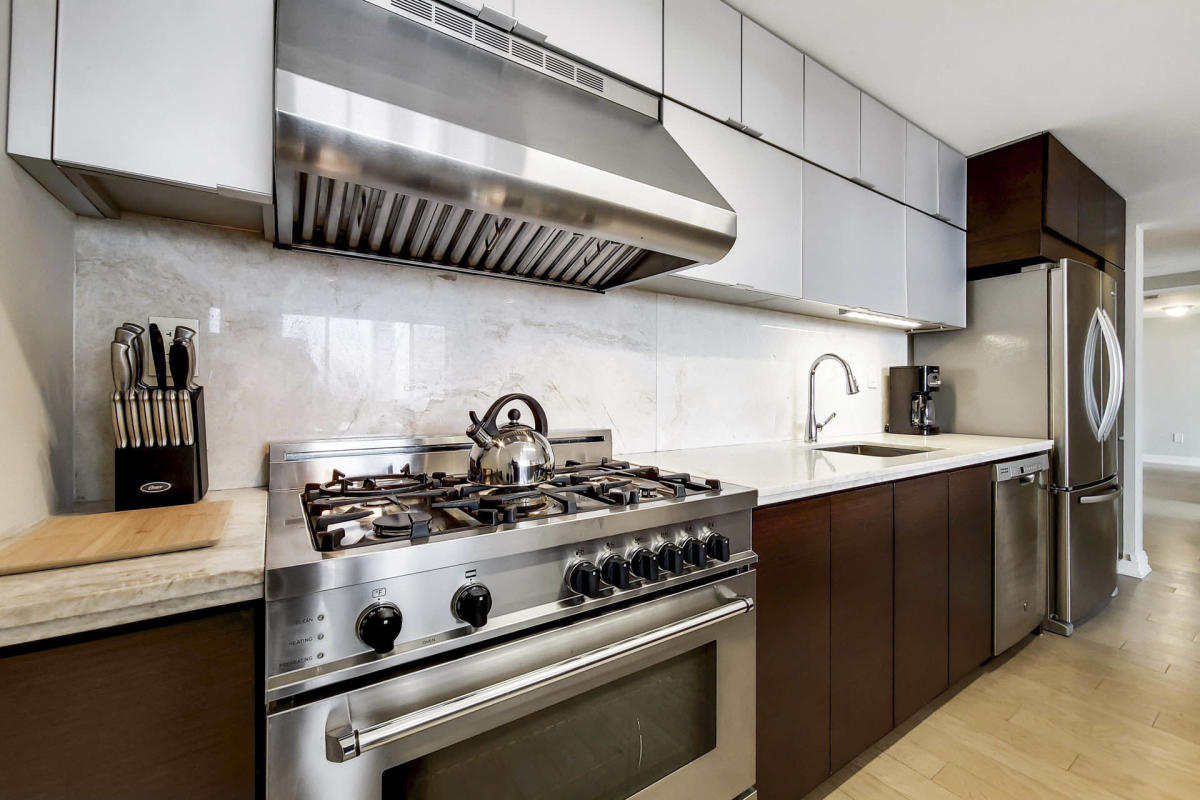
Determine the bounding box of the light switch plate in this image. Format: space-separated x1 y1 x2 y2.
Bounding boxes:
147 316 201 383
1173 433 1185 444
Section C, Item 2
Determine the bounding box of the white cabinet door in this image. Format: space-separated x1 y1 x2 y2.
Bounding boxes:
904 122 938 216
802 163 906 316
937 141 968 229
664 101 804 297
663 0 741 123
741 18 804 155
858 94 905 201
803 56 860 179
53 0 273 198
905 209 966 327
514 0 663 92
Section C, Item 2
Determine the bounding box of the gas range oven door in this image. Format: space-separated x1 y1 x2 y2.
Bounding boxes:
267 570 755 800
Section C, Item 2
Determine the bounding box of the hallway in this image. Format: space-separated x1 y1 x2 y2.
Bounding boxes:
805 466 1200 799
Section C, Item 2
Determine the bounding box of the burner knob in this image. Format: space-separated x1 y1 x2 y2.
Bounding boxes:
681 537 708 568
453 584 493 628
705 532 732 562
629 547 660 582
601 554 633 590
357 602 403 654
657 542 685 575
567 561 603 598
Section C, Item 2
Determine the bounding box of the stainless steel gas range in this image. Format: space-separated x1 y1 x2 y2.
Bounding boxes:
263 425 758 800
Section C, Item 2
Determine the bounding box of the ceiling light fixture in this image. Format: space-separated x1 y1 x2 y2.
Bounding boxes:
1163 304 1194 317
839 309 921 329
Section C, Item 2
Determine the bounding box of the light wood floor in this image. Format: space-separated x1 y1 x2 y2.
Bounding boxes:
804 467 1200 800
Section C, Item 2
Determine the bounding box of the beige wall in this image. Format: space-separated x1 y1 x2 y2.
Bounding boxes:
1 0 78 531
1144 313 1200 463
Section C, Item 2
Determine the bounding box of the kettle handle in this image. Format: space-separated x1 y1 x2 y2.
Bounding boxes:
474 393 550 437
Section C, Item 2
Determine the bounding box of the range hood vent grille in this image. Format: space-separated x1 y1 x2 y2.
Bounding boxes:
287 171 648 289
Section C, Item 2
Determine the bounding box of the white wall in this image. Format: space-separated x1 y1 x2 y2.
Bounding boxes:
1143 313 1200 463
71 214 907 501
0 0 77 533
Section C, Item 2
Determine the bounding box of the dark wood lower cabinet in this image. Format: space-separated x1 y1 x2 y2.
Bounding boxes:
754 499 831 798
893 474 949 724
0 604 259 800
829 484 893 772
949 465 995 683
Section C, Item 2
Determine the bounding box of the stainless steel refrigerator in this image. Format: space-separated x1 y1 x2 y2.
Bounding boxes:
914 259 1124 634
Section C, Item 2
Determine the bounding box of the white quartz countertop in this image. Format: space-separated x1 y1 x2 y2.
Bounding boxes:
621 433 1053 506
0 488 266 648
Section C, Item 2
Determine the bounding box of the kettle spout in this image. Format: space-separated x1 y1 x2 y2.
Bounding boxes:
465 410 494 447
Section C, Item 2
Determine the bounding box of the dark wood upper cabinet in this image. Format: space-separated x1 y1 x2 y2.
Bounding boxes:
948 465 994 684
829 483 893 771
753 498 831 799
968 132 1125 271
893 474 949 725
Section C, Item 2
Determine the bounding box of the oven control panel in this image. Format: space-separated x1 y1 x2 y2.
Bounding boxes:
265 508 754 696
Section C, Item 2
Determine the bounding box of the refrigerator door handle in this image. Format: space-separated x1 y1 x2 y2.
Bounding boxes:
1096 307 1124 442
1079 486 1122 504
1082 309 1104 442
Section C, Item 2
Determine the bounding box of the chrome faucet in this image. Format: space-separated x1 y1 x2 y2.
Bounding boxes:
805 353 861 443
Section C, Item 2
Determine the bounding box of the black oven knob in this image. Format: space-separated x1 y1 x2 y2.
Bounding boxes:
601 554 633 590
629 547 660 582
357 602 403 654
681 537 707 568
705 532 732 562
657 542 685 575
567 561 603 598
453 584 493 628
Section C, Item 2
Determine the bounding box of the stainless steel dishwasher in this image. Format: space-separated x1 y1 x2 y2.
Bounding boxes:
993 454 1050 655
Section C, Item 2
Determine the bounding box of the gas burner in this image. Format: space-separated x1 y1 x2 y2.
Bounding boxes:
477 487 548 511
373 508 433 538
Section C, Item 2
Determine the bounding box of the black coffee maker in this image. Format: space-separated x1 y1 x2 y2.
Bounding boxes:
886 365 940 435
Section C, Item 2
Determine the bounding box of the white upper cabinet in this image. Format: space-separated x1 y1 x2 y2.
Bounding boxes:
937 141 968 229
663 0 742 123
905 209 966 327
53 0 273 199
803 56 860 179
740 18 804 155
664 101 804 297
802 163 906 317
904 123 938 216
858 94 905 201
514 0 663 92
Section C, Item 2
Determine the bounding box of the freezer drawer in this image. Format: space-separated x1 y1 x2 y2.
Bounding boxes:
1052 476 1121 630
993 454 1050 656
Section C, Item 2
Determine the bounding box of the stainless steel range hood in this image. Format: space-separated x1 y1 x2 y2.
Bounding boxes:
273 0 737 291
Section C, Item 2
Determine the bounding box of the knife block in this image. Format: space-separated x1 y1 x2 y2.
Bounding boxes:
114 387 209 511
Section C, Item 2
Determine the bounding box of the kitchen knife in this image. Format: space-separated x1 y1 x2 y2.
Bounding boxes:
139 389 155 446
110 340 131 393
120 325 156 445
179 339 200 391
111 390 128 449
149 323 168 390
152 389 168 446
120 323 149 389
174 325 196 343
168 339 188 395
112 341 142 448
165 389 181 446
179 391 195 446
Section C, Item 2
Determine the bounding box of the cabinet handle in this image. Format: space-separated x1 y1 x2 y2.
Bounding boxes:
850 176 875 189
741 125 764 139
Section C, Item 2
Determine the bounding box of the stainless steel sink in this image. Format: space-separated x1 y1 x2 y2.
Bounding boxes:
813 443 935 457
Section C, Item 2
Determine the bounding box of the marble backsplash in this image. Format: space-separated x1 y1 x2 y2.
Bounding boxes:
73 215 907 501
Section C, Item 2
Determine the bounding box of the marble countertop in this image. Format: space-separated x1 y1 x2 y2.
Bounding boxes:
621 432 1053 506
0 488 266 648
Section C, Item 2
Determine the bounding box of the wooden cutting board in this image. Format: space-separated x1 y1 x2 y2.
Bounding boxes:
0 501 232 576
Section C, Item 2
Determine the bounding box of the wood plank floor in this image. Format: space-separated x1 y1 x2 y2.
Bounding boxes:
803 467 1200 800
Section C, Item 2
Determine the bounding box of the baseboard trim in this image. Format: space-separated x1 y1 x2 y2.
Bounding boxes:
1143 454 1200 469
1118 550 1152 579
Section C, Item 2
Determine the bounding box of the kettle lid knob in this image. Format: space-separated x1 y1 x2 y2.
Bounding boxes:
507 409 521 424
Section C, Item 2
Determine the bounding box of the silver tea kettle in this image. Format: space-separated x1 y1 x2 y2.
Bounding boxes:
466 393 555 487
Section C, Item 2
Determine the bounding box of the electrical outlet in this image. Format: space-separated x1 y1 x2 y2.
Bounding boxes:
1173 433 1185 444
147 316 201 383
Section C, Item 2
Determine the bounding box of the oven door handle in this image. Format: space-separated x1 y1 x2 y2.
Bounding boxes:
328 595 755 762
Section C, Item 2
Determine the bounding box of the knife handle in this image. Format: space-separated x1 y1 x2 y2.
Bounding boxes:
125 388 143 448
112 390 128 449
152 389 168 446
149 324 168 391
180 391 195 446
139 389 156 446
165 389 181 446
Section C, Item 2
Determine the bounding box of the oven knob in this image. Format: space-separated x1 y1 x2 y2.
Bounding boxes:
453 584 493 628
705 532 732 562
567 561 603 598
629 547 660 581
681 537 708 568
601 554 633 590
657 542 685 575
357 602 403 654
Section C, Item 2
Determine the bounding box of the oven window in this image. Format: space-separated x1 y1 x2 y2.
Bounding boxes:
381 643 717 800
